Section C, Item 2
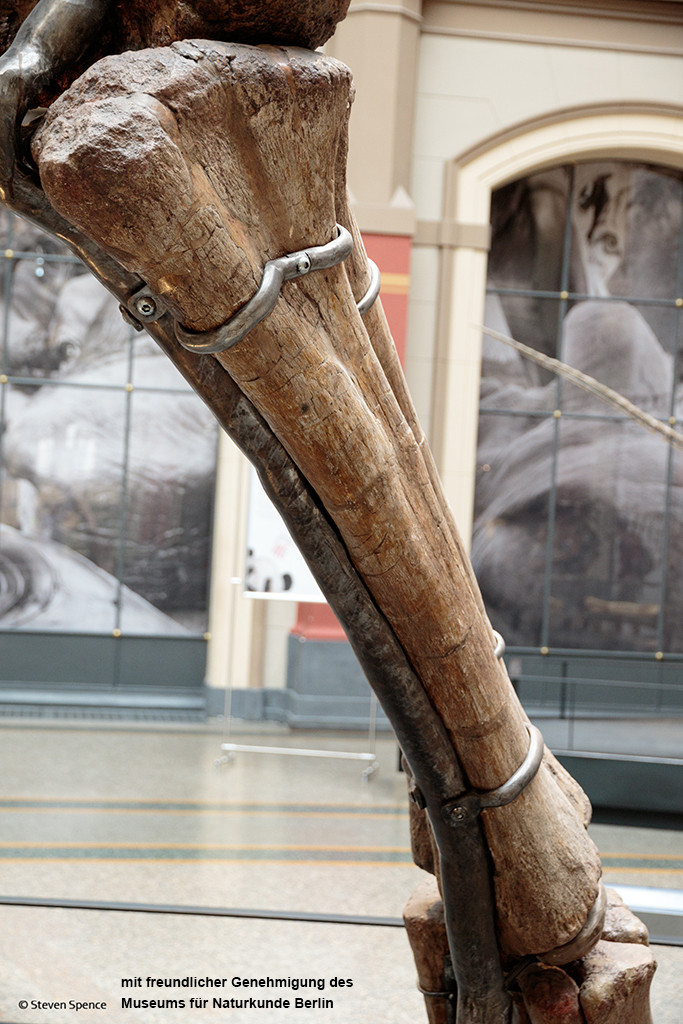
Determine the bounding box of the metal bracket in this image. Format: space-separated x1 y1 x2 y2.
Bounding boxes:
493 629 505 659
175 223 358 355
441 722 544 826
537 884 607 966
120 226 380 348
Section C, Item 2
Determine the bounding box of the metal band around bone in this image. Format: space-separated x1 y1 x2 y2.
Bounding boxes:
166 224 380 355
441 722 544 825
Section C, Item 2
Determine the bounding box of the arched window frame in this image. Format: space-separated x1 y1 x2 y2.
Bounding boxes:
430 106 683 546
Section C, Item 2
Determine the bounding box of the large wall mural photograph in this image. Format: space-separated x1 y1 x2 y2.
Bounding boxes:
474 160 683 654
4 162 682 656
0 212 218 637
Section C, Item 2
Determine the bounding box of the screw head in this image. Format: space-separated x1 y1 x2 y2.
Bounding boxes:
134 295 157 318
295 254 311 275
449 806 467 822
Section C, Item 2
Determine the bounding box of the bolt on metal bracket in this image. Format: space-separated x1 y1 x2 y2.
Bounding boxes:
120 284 170 332
441 722 544 826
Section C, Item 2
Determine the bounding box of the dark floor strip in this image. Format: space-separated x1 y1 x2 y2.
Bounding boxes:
1 895 681 948
0 895 403 928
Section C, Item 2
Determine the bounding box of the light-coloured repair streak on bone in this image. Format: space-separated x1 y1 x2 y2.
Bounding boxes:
481 324 683 450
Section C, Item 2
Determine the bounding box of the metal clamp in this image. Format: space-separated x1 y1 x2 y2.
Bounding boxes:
175 223 359 355
493 629 505 659
357 258 381 315
175 223 353 354
408 629 514 815
121 226 381 349
441 722 544 826
417 954 457 1024
505 885 607 978
538 884 607 966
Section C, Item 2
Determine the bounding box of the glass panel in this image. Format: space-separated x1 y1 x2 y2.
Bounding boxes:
0 215 107 380
488 166 570 296
571 162 683 302
3 256 81 380
483 292 565 381
130 341 194 391
472 412 555 648
483 161 683 656
557 299 677 421
41 268 136 387
0 211 218 640
0 211 143 388
547 417 667 652
661 444 683 654
118 389 217 635
1 382 127 633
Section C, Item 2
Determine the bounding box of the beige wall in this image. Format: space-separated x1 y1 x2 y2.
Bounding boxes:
326 0 422 233
413 2 683 221
204 431 253 695
205 430 298 695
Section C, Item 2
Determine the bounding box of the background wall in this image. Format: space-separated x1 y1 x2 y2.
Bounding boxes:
3 1 683 728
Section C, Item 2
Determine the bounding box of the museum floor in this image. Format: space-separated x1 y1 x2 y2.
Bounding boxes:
0 718 681 1024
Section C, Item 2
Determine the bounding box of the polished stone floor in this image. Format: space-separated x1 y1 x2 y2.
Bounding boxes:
0 718 681 1023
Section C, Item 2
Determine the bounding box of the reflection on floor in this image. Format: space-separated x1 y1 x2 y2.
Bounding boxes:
0 720 680 1023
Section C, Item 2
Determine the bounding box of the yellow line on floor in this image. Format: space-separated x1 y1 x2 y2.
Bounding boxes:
3 843 680 863
601 866 683 875
0 853 679 872
601 851 683 860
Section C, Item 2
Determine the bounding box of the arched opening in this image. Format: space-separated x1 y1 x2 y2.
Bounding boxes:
433 107 683 546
